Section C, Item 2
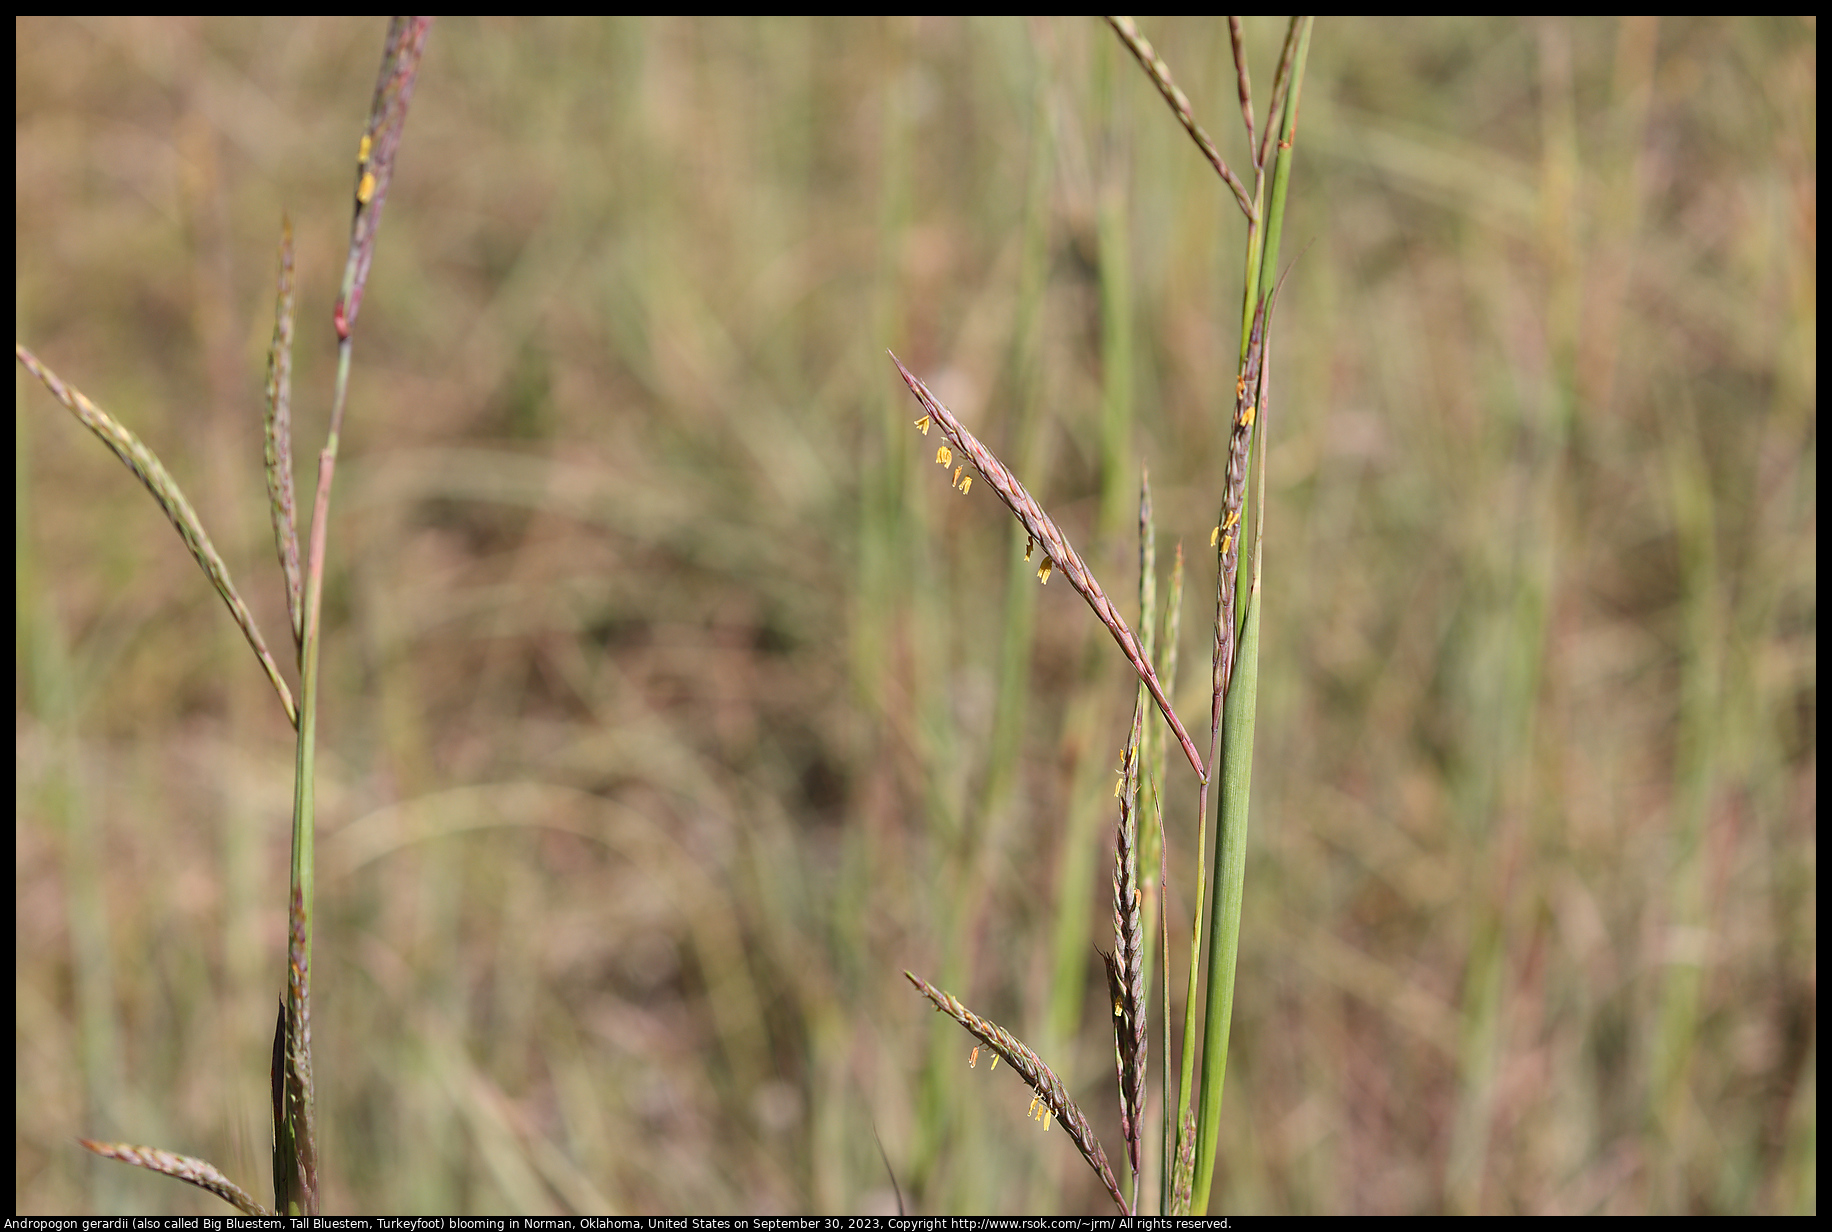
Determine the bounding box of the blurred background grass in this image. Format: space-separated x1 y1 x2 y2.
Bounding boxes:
15 16 1814 1215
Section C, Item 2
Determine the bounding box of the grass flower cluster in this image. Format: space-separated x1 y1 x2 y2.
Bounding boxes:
17 17 1813 1217
19 17 432 1215
900 16 1313 1214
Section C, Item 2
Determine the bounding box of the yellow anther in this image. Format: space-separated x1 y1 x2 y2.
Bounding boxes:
1221 532 1234 556
1037 558 1053 585
952 465 963 487
969 1045 980 1069
1024 537 1034 561
1211 525 1220 547
357 171 376 205
1240 404 1257 428
936 445 952 467
914 414 931 435
357 134 372 164
989 1054 998 1071
959 475 972 495
1114 772 1125 799
1223 508 1240 532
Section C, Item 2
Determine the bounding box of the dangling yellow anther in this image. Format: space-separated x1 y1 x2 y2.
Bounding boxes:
988 1053 998 1071
952 465 963 487
1114 771 1125 799
1223 508 1240 532
1028 1093 1041 1119
1037 558 1053 585
1240 404 1257 428
1024 537 1034 561
958 475 972 495
358 134 372 164
357 171 376 205
936 445 952 467
914 415 931 435
969 1045 980 1069
1221 532 1234 556
1211 525 1221 548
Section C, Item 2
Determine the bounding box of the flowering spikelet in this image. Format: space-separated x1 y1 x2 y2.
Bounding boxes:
894 352 1206 784
1213 262 1293 728
906 971 1126 1213
1170 1102 1199 1215
1214 294 1268 716
77 1141 273 1217
16 345 298 728
1108 705 1148 1189
275 883 318 1214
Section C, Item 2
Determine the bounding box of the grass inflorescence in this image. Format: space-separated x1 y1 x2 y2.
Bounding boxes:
20 17 431 1216
18 17 1814 1217
897 16 1313 1214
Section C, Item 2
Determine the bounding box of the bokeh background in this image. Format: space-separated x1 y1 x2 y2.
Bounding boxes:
16 16 1814 1215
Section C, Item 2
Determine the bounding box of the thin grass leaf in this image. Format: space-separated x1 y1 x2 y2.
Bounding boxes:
1253 17 1309 174
1155 542 1184 1215
263 214 304 660
77 1140 273 1217
1190 28 1309 1210
16 344 298 728
1191 416 1266 1215
892 352 1207 783
269 999 294 1215
906 971 1127 1214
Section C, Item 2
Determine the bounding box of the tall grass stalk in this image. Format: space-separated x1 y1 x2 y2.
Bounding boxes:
902 16 1311 1214
18 18 431 1216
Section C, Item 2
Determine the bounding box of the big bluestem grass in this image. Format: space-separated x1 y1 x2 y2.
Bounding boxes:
899 16 1312 1214
18 18 1815 1216
19 18 431 1215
